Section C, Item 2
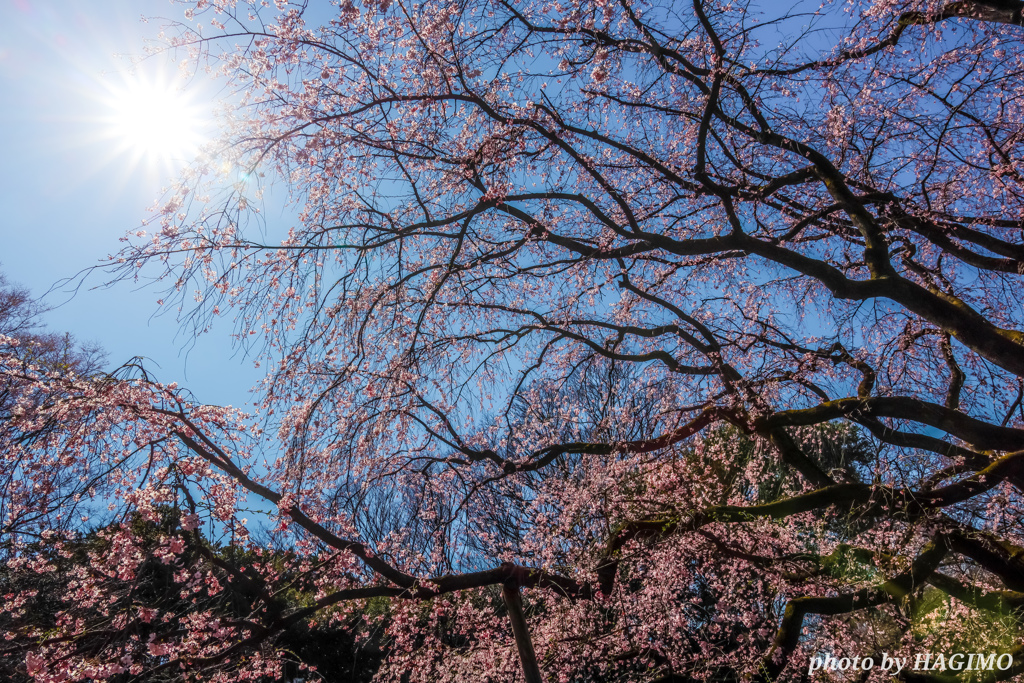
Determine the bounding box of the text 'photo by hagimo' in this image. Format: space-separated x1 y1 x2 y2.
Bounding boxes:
3 0 1024 681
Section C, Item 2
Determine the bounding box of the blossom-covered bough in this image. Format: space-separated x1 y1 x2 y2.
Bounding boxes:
5 0 1024 680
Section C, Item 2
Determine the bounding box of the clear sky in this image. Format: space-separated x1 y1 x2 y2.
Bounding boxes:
0 0 262 407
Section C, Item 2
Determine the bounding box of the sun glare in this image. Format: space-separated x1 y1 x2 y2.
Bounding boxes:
103 75 207 164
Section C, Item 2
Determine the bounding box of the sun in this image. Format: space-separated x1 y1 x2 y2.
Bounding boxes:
103 74 208 164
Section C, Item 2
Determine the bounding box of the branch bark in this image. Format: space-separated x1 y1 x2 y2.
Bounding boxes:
503 580 543 683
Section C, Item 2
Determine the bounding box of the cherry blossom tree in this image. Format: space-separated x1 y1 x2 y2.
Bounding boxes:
0 272 106 544
5 0 1024 680
0 272 104 378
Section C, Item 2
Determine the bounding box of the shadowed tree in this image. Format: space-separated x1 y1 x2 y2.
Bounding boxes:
4 0 1024 681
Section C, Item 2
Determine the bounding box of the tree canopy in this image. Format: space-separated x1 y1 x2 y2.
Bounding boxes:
4 0 1024 681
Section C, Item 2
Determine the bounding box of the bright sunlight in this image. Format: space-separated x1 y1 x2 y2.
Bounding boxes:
102 74 207 164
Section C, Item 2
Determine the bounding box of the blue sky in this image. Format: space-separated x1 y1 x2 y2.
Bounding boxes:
0 0 261 407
